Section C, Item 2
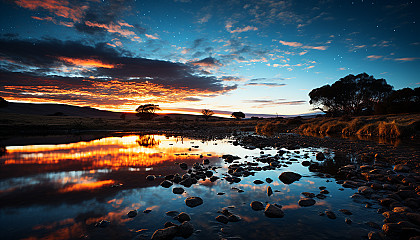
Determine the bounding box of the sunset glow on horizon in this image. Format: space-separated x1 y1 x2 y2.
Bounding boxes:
0 0 418 116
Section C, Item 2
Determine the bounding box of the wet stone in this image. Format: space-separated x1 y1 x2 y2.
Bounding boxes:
179 163 188 170
253 180 264 184
298 198 316 207
279 172 302 184
264 204 284 218
339 209 352 215
250 201 265 211
96 220 110 228
302 192 315 198
266 178 273 183
166 211 179 217
345 218 352 224
172 187 185 194
143 209 152 213
325 211 336 219
127 210 137 218
160 180 173 188
185 197 203 208
177 212 191 223
267 186 273 196
151 226 178 240
216 215 229 224
146 175 156 181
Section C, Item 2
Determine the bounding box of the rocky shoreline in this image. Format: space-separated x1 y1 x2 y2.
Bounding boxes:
116 130 420 240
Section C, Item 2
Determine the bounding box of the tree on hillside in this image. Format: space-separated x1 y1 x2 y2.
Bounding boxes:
0 97 8 108
201 109 214 121
231 111 245 119
136 104 160 120
309 73 393 116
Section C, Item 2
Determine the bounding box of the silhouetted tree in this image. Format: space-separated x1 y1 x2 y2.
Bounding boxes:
375 87 420 114
231 111 245 119
136 104 160 120
0 97 8 108
201 109 214 121
309 73 393 116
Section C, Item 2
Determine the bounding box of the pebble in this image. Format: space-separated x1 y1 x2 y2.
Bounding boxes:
172 187 185 194
325 211 336 219
267 186 273 196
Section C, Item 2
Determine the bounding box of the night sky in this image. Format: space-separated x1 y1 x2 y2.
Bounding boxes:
0 0 418 116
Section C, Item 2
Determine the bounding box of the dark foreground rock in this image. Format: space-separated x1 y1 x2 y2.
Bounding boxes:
298 198 316 207
185 197 203 208
279 172 302 184
264 204 284 218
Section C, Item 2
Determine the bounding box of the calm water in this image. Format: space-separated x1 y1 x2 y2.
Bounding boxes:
0 134 383 240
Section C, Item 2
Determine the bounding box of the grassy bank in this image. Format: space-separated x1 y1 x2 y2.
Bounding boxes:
255 113 420 139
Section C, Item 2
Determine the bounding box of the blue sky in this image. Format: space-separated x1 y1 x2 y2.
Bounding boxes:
0 0 418 116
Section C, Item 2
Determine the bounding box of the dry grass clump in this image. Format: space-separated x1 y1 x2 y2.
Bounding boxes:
356 122 380 136
342 118 365 135
255 121 287 135
319 120 348 134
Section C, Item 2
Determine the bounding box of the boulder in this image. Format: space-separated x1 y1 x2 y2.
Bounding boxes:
185 197 203 208
298 198 316 207
264 204 284 218
250 201 265 211
151 226 178 240
279 172 302 184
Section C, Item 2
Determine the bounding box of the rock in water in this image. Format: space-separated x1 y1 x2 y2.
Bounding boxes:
279 172 302 184
298 198 316 207
177 221 194 238
151 226 178 240
172 187 184 194
216 215 229 224
146 175 156 181
177 212 191 222
127 210 137 218
267 186 273 196
250 201 265 211
160 180 173 188
264 204 284 218
253 180 264 184
325 210 336 219
316 152 325 160
185 197 203 207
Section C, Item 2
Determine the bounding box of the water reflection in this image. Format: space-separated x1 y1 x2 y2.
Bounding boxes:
0 134 383 240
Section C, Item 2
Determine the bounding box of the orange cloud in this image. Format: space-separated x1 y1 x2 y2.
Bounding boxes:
58 57 115 68
145 34 159 40
85 21 136 37
15 0 86 22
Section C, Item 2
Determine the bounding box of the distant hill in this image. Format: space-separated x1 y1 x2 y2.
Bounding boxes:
0 102 121 118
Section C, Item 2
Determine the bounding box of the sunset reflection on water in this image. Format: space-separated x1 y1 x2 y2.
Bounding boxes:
0 134 384 240
2 135 212 169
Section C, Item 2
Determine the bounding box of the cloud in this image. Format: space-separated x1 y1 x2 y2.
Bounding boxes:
279 40 302 47
0 38 237 110
225 21 258 34
245 83 286 87
394 57 419 62
14 0 147 39
221 76 245 82
182 97 201 101
338 67 347 70
145 34 159 40
197 14 211 24
243 99 306 106
367 55 383 60
190 57 221 67
279 40 328 51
